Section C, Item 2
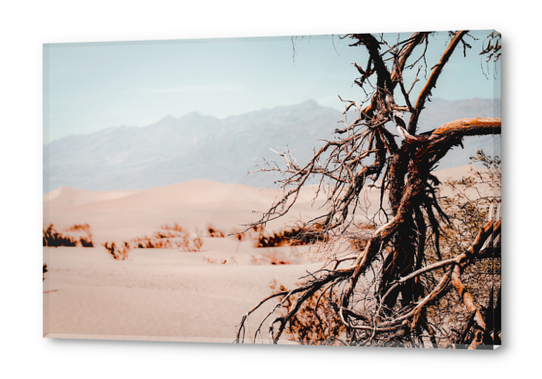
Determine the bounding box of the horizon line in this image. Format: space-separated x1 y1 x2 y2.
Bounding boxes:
44 96 500 144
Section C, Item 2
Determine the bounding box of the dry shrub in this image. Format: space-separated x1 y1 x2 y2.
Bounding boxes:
255 225 325 248
228 228 247 241
348 223 376 251
270 280 346 345
161 223 203 251
43 224 78 247
65 223 93 241
103 242 130 260
207 225 225 238
65 223 94 247
250 249 294 265
79 237 94 247
43 223 94 247
227 225 264 242
161 223 184 233
203 255 238 265
208 224 262 242
131 235 171 249
130 224 203 252
103 224 203 261
251 225 264 233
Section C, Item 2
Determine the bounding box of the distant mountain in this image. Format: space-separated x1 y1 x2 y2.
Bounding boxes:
44 98 501 193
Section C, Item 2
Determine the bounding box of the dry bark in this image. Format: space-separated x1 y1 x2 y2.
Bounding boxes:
236 30 501 348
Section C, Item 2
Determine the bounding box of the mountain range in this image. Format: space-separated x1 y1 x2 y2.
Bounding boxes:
44 98 501 193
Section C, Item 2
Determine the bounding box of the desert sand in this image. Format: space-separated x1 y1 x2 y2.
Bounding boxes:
43 165 480 343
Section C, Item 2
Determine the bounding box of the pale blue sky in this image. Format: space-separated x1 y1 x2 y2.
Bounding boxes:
43 30 500 142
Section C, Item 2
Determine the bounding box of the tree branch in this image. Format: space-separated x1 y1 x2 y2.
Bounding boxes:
408 31 470 134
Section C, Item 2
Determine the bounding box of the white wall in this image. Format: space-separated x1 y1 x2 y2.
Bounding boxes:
1 1 535 378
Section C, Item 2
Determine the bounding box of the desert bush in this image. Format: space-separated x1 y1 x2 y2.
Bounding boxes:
79 237 94 247
43 224 78 247
130 225 203 252
131 235 170 249
249 280 346 345
43 223 94 247
207 225 225 238
102 225 203 260
250 249 294 265
233 230 246 241
203 255 238 265
103 242 130 260
65 223 94 247
255 226 325 248
161 223 184 233
420 152 501 347
162 224 202 251
348 223 376 251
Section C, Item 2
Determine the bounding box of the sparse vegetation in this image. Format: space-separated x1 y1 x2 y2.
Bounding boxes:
268 280 346 345
43 223 95 247
203 255 238 265
67 223 94 247
255 226 325 248
159 224 203 251
160 223 184 233
207 225 225 238
103 242 130 260
79 237 94 247
103 224 203 260
422 152 501 346
43 224 78 247
131 235 174 249
250 249 295 265
233 230 246 241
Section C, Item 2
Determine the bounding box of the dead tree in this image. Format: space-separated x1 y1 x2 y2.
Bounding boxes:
236 31 501 348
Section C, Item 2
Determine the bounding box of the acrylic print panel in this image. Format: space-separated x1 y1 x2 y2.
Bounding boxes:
43 30 501 348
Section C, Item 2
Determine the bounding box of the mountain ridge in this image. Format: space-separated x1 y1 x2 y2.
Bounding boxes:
44 98 501 193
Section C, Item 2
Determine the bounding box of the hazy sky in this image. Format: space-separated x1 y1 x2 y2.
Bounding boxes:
44 30 500 142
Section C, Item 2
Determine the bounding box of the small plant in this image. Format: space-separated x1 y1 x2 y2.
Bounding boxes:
160 224 203 252
250 249 296 265
126 225 203 252
103 242 130 260
203 255 238 265
191 234 203 251
79 237 94 247
43 223 94 247
65 223 94 247
268 280 346 345
207 225 225 238
348 223 376 251
161 223 184 233
43 224 78 247
102 224 203 260
131 235 168 249
255 226 325 248
43 263 48 282
228 228 246 241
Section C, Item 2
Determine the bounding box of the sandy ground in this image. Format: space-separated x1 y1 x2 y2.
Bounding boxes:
43 165 482 343
44 246 322 343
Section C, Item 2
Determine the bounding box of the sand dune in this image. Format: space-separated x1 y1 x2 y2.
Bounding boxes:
43 178 333 342
44 186 140 207
43 165 480 342
44 179 334 243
